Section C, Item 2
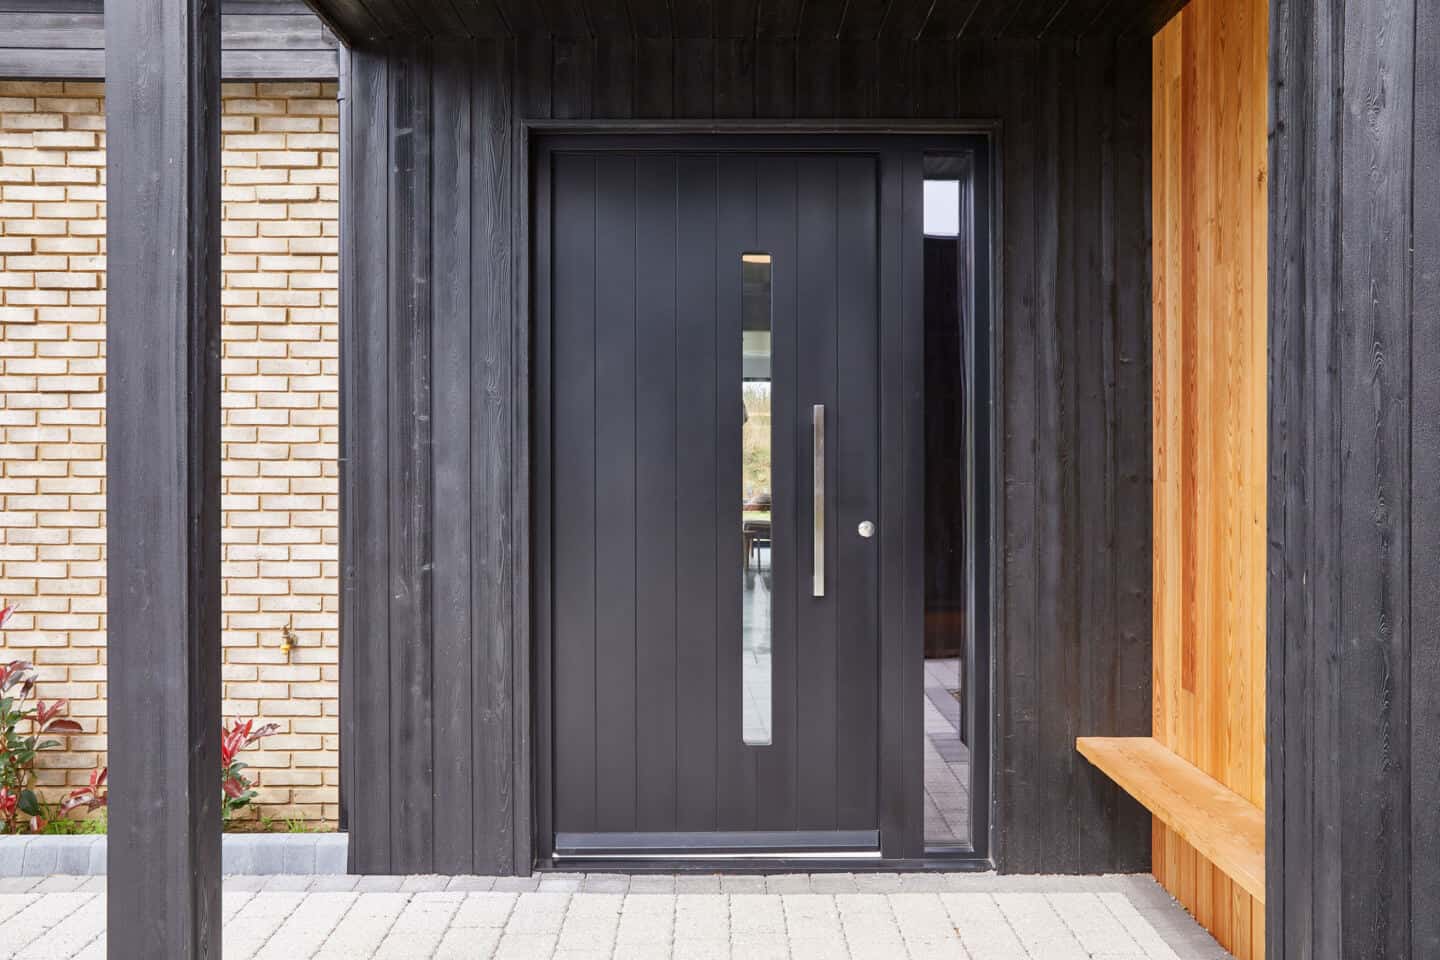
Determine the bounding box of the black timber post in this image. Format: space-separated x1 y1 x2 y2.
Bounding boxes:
1268 0 1439 956
104 0 223 955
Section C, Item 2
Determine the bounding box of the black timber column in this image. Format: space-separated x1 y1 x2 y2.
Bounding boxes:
1268 0 1439 956
104 0 222 955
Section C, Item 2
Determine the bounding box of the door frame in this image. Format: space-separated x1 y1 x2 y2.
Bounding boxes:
522 123 1000 871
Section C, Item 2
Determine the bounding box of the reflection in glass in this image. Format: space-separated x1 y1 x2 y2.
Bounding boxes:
923 170 971 846
741 253 773 746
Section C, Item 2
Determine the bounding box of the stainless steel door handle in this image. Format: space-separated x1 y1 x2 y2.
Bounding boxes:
812 404 824 597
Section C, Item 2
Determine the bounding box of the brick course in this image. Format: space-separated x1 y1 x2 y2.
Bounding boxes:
0 81 340 826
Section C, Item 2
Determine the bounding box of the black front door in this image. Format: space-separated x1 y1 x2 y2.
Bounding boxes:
547 150 881 856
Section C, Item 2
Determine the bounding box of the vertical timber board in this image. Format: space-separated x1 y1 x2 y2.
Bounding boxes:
1411 0 1440 952
387 48 436 873
471 38 520 877
1268 0 1438 955
104 0 223 954
341 48 395 874
430 47 476 874
1110 35 1156 873
1336 0 1412 953
996 39 1041 872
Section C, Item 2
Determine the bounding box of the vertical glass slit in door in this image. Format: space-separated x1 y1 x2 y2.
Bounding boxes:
741 252 773 746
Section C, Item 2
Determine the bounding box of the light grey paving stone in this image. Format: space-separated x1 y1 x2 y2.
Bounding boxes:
579 872 629 893
1112 876 1231 959
1048 892 1145 956
434 926 502 960
17 892 104 959
222 838 258 876
30 874 88 893
674 893 729 939
1098 891 1191 960
807 872 859 894
614 946 673 960
451 891 520 928
354 874 407 892
561 892 623 921
728 933 790 959
223 889 259 922
672 874 722 894
224 875 269 892
0 891 94 956
262 874 317 892
993 891 1090 960
671 938 728 960
853 871 903 893
492 931 559 959
314 833 348 873
505 892 571 934
280 836 319 874
763 873 812 894
490 874 542 892
897 872 951 892
728 893 786 935
0 893 39 925
0 838 29 877
86 841 105 875
72 937 106 960
786 936 850 960
251 891 358 960
718 874 766 894
53 837 98 876
626 873 675 894
889 891 962 943
616 897 675 941
18 837 61 875
0 876 39 893
310 874 361 892
781 893 840 925
222 891 308 959
77 875 105 893
312 892 410 960
943 892 1029 957
399 874 451 892
537 872 583 892
448 874 497 892
555 913 619 952
372 890 463 958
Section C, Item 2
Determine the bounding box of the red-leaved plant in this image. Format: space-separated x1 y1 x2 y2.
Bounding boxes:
1 602 85 833
220 718 280 819
65 718 279 823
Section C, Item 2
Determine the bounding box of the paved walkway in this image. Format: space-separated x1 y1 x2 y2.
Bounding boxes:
0 873 1228 959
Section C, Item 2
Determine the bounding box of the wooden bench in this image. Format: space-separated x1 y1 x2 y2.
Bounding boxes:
1076 736 1265 902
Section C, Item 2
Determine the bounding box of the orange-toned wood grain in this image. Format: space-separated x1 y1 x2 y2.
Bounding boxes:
1152 0 1268 954
1078 738 1265 901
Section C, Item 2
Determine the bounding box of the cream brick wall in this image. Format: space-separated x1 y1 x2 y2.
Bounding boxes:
0 81 340 826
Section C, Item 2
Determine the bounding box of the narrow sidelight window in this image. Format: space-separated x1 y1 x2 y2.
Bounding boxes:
741 252 773 746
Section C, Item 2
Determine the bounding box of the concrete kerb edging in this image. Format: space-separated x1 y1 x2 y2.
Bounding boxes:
0 832 347 876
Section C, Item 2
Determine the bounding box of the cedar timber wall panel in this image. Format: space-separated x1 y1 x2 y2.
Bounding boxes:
1152 0 1267 956
339 37 1155 875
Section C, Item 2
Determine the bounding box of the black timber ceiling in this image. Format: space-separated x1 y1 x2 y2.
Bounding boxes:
310 0 1187 51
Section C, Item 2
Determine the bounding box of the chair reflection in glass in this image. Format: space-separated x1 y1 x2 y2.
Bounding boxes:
743 491 771 570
